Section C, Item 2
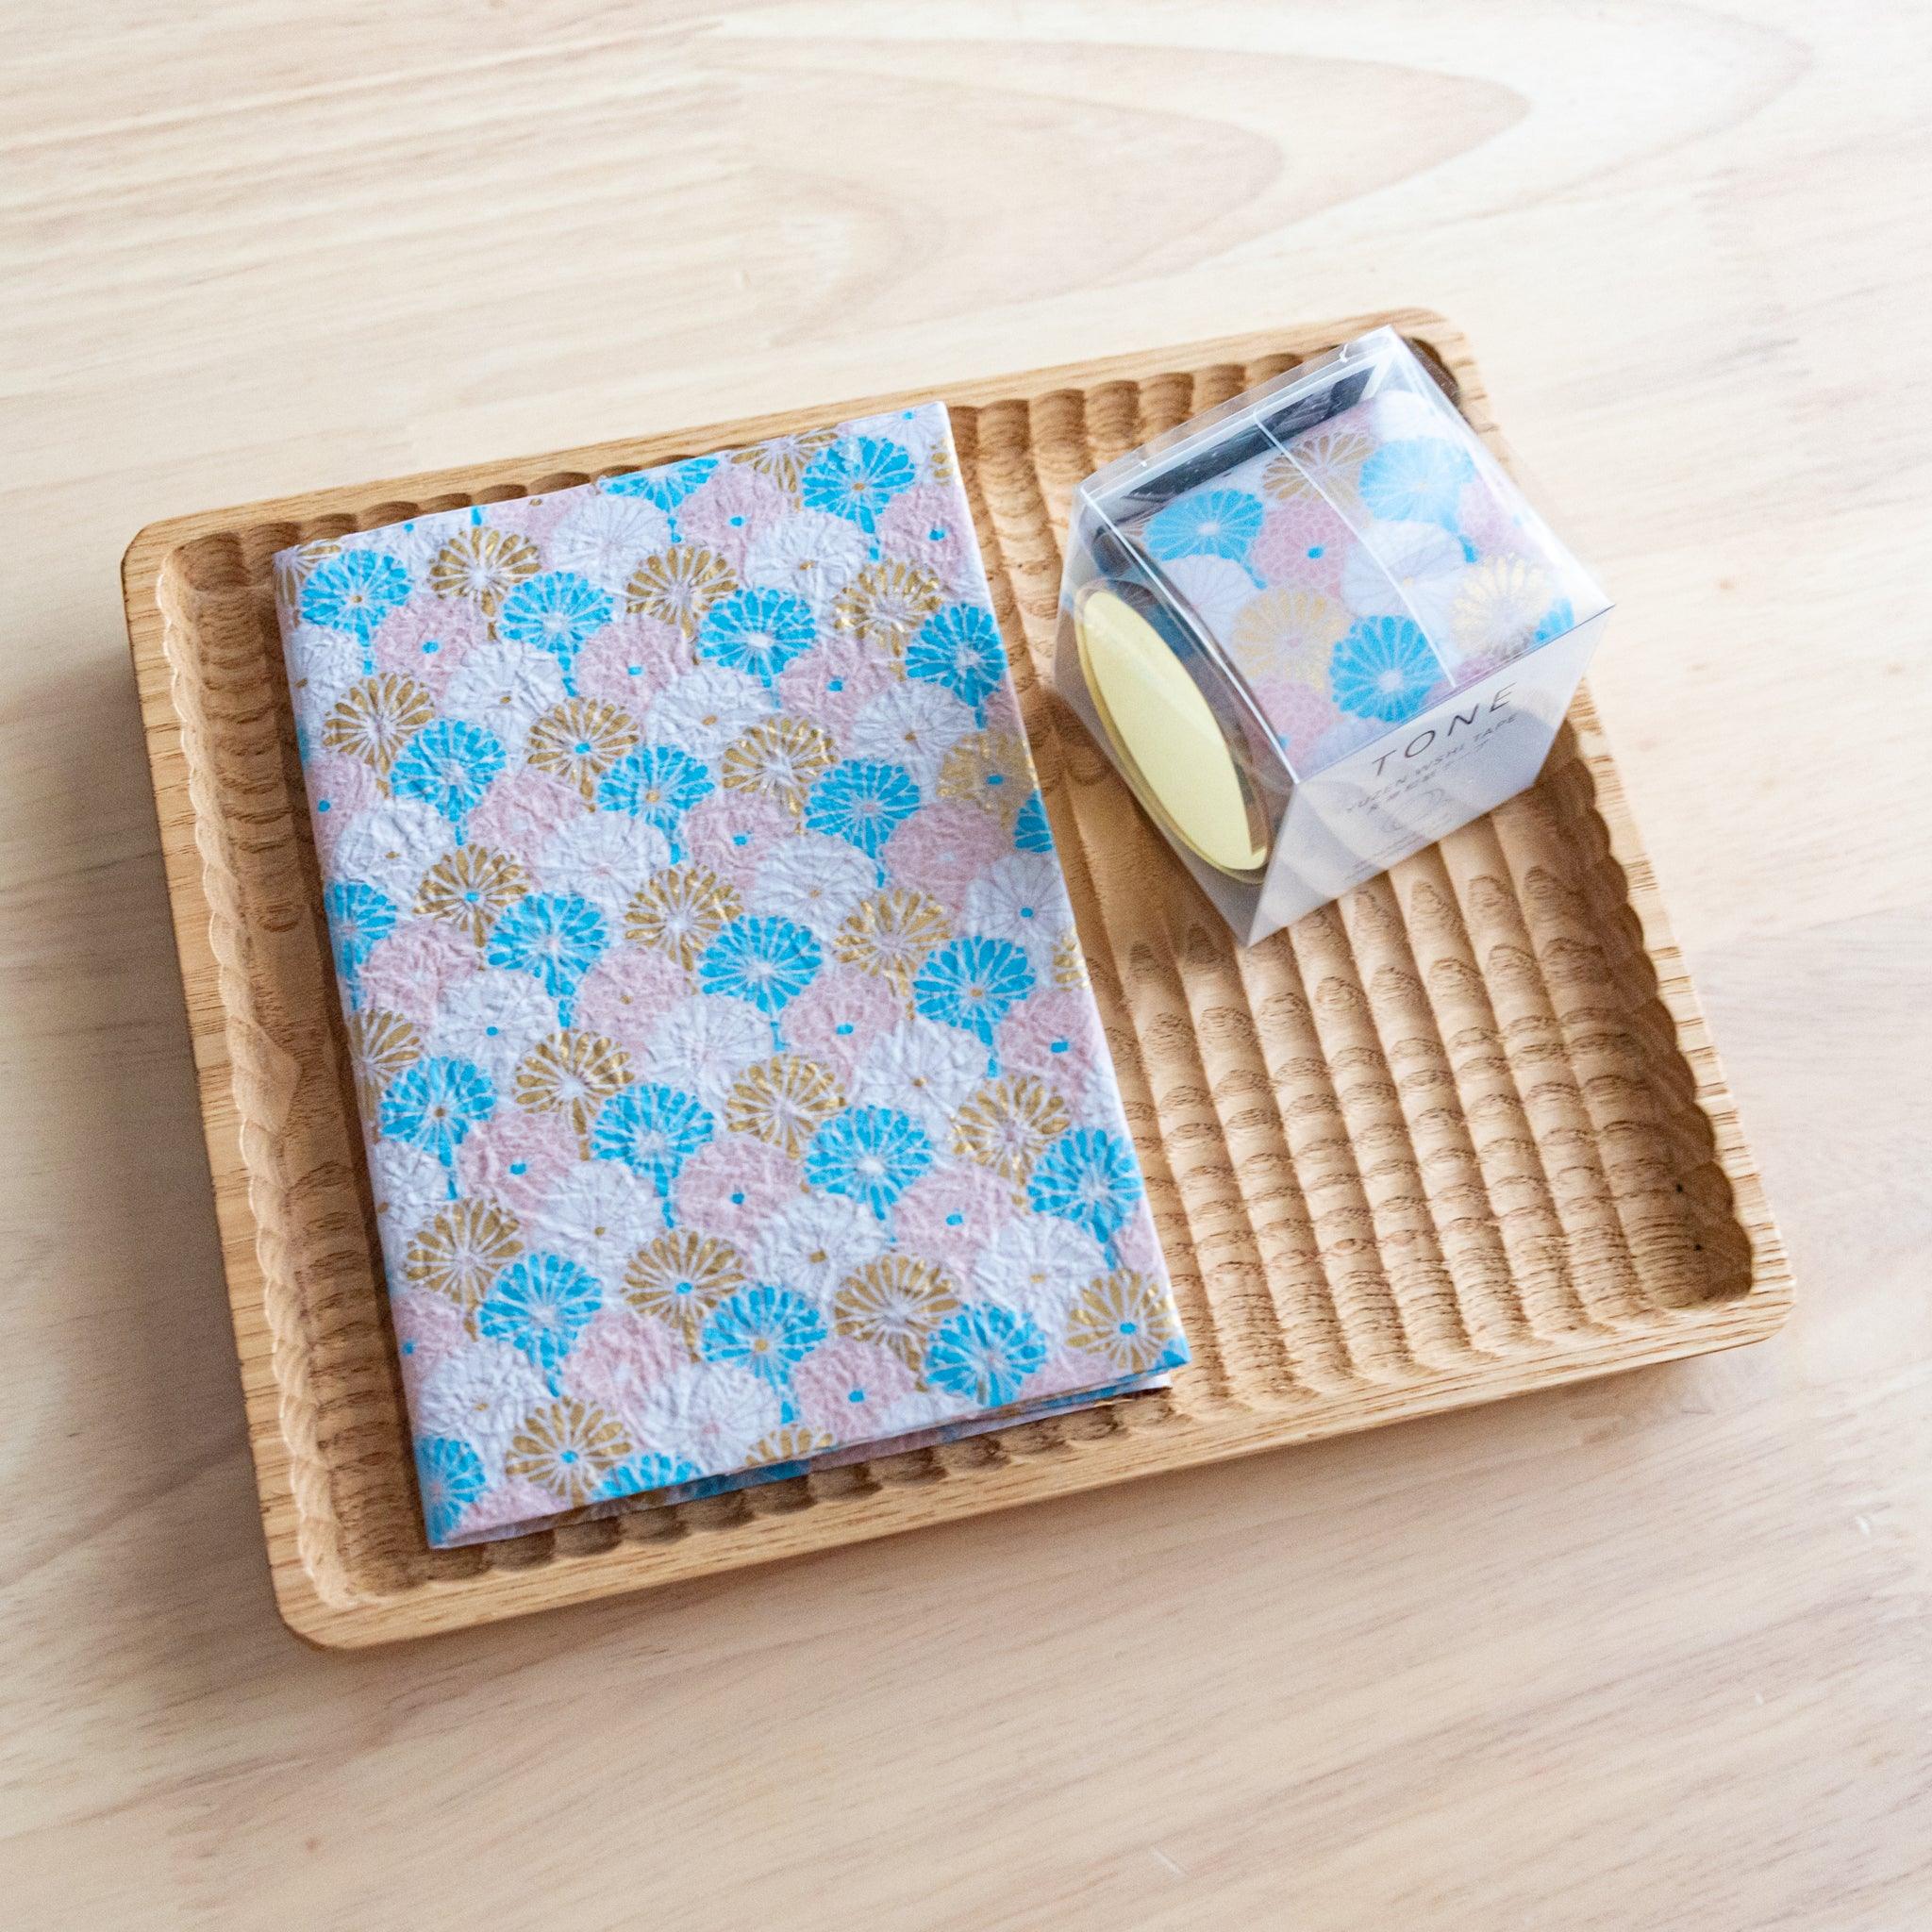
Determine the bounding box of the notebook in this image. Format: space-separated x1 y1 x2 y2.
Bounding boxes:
275 402 1189 1546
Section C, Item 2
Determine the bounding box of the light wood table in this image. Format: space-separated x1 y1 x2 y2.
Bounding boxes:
3 3 1927 1924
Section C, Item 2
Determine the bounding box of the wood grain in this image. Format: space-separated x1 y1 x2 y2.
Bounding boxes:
4 0 1929 1923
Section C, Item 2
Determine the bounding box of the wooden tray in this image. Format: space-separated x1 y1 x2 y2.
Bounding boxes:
123 310 1790 1647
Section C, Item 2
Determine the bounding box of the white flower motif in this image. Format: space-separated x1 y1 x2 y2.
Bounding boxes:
537 813 671 922
1345 522 1465 635
290 654 358 752
644 994 774 1107
547 492 672 589
331 799 454 900
848 405 943 475
642 665 770 759
1159 552 1257 639
638 1362 780 1468
434 968 558 1083
963 855 1070 972
287 620 362 691
1371 386 1458 443
747 834 876 935
849 1018 988 1131
368 1137 452 1224
847 680 975 788
972 1216 1108 1347
416 1341 548 1482
751 1193 887 1303
443 636 567 742
526 1160 650 1283
742 509 870 611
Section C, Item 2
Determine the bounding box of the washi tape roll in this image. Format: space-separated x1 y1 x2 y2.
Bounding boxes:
1073 576 1272 879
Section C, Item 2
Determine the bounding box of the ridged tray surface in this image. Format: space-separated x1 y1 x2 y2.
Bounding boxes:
123 311 1790 1646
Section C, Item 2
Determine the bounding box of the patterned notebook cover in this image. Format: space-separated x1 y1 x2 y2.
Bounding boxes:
274 404 1189 1546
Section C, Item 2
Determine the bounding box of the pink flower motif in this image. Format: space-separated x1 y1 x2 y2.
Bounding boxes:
571 945 691 1058
681 792 796 892
559 1304 688 1434
391 1288 469 1387
875 486 975 594
881 801 1008 914
979 675 1028 742
372 592 486 696
455 1476 566 1543
358 919 480 1027
892 1161 1018 1276
675 1134 804 1245
458 1107 577 1220
1253 498 1353 595
996 988 1101 1106
1255 677 1343 772
677 466 791 569
465 767 585 868
778 964 904 1083
1108 1200 1169 1278
1456 478 1534 561
495 491 579 548
575 616 694 712
303 752 379 866
775 631 897 740
791 1338 917 1441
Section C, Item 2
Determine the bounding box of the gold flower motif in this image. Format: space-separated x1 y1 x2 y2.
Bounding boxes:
1450 557 1556 660
1226 589 1349 686
731 428 836 492
833 888 952 991
625 863 741 968
404 1198 523 1311
274 538 341 615
625 545 738 637
1052 929 1089 991
428 525 541 612
720 715 837 816
624 1230 747 1340
937 729 1032 828
834 1256 962 1369
513 1029 632 1157
504 1397 631 1507
747 1424 834 1467
321 674 436 783
1261 425 1374 507
724 1055 845 1158
831 560 943 656
927 441 958 486
1067 1270 1180 1375
345 1008 422 1123
950 1075 1071 1184
414 844 529 945
526 696 640 803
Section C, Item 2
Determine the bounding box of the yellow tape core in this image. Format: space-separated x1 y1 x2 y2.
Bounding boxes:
1075 587 1268 876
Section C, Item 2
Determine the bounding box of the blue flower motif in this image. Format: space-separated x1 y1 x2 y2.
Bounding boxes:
1144 489 1265 567
380 1056 494 1190
923 1302 1048 1408
1535 598 1574 644
906 604 1007 724
800 435 916 532
1027 1126 1143 1261
324 878 396 1005
804 1106 933 1222
597 742 713 860
477 1251 602 1373
804 759 920 873
1014 791 1055 855
700 1286 827 1385
301 549 411 665
1358 437 1474 541
414 1435 486 1544
485 891 608 1027
698 915 821 1048
595 1453 699 1500
389 718 506 844
495 571 613 693
1329 617 1441 724
913 934 1035 1074
603 454 717 511
590 1082 714 1224
696 587 816 688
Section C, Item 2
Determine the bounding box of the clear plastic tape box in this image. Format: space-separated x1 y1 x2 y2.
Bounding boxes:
1053 327 1611 944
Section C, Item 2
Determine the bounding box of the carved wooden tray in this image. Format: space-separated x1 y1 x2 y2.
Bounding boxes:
122 310 1790 1646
